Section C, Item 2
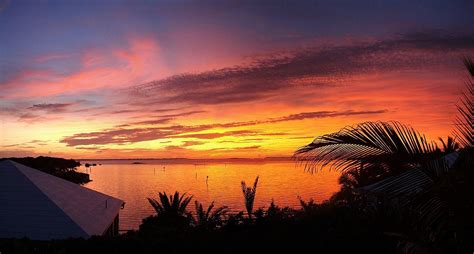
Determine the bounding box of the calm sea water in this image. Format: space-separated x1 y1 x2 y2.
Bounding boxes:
77 160 341 230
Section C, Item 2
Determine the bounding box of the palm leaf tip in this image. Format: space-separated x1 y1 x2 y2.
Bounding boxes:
463 56 474 77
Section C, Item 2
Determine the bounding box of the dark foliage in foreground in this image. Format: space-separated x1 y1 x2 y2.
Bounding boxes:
0 156 90 184
294 57 474 253
0 199 396 254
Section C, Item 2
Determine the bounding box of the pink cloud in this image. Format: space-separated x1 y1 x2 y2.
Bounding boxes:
2 36 169 99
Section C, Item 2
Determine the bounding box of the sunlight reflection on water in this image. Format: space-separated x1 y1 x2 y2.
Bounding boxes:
78 161 341 230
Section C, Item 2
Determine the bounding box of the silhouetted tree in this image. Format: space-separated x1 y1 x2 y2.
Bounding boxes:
241 176 259 219
142 191 193 232
147 191 193 217
193 201 228 230
438 136 460 153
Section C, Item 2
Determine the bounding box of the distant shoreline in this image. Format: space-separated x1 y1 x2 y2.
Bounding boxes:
78 157 295 164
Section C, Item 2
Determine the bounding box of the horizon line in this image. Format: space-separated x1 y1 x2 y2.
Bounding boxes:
77 156 294 161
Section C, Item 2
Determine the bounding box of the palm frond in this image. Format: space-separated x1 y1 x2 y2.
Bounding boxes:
463 56 474 76
162 192 172 208
193 201 228 229
147 191 192 217
453 56 473 148
241 176 259 218
294 121 437 173
147 197 164 214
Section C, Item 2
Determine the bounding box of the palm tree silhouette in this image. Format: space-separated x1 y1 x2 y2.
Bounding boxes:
438 136 460 153
147 191 193 220
140 191 194 233
294 57 474 251
193 201 228 230
241 176 259 219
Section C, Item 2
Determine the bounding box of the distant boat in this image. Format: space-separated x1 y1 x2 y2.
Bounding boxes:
132 161 145 164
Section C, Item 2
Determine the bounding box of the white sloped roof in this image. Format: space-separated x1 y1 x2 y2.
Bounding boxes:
358 152 460 198
359 168 433 198
0 160 124 240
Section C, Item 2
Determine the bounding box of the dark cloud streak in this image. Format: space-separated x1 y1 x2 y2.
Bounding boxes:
28 103 74 113
130 32 474 106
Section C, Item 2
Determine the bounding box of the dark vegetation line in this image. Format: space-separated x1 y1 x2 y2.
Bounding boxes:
0 58 472 254
0 156 90 184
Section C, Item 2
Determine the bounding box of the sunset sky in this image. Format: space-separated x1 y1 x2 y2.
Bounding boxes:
1 0 473 159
